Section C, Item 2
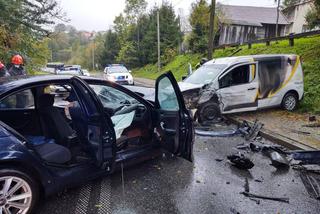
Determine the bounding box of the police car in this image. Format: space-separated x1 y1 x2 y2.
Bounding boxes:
103 64 134 85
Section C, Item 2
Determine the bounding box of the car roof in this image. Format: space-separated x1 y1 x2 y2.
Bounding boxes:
205 54 298 66
0 75 100 96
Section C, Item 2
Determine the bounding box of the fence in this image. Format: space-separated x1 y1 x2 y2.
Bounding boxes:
214 29 320 50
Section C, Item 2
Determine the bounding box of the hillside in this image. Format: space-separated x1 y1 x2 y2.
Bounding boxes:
133 35 320 113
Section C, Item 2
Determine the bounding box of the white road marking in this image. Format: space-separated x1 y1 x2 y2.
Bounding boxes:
98 178 112 214
74 183 92 214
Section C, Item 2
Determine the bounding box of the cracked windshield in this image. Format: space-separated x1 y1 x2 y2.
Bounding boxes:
0 0 320 213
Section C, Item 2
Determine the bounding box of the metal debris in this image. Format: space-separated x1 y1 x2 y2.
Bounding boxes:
241 191 290 203
291 151 320 165
269 151 290 168
195 128 239 137
238 120 264 141
227 153 254 170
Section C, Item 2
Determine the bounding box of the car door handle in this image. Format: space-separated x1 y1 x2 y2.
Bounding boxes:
248 88 257 91
160 122 176 135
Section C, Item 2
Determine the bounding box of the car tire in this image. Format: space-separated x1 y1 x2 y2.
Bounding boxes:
0 168 39 214
197 101 221 125
282 92 298 111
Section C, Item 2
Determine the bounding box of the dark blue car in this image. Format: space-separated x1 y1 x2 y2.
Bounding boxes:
0 72 194 214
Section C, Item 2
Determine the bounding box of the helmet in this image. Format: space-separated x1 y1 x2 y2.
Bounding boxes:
11 55 23 65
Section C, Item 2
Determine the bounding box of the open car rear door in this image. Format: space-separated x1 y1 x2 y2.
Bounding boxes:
155 71 194 162
71 76 116 172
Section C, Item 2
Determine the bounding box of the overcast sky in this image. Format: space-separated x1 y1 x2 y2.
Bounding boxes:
57 0 278 31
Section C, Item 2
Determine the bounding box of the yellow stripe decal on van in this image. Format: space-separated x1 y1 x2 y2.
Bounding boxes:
268 56 300 98
251 64 256 80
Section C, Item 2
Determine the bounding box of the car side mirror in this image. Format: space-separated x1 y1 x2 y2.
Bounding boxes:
182 76 187 81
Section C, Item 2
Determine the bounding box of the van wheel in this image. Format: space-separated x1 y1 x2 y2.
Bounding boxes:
198 102 221 125
0 168 39 214
282 92 298 111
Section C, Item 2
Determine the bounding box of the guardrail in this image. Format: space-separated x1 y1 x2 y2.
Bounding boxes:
215 29 320 50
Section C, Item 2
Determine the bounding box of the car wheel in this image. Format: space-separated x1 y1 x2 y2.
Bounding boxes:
198 101 221 125
0 168 39 214
282 92 298 111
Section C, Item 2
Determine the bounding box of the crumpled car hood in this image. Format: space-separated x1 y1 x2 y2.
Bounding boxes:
178 81 203 92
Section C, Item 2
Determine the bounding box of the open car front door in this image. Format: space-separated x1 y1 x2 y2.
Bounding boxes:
71 76 116 172
155 71 194 162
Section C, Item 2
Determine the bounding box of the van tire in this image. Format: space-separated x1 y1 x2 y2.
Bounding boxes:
197 102 221 125
282 92 298 111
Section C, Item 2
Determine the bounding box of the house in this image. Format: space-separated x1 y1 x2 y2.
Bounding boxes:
282 0 315 34
218 4 289 45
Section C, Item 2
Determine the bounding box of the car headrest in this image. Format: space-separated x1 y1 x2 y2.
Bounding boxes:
38 94 55 108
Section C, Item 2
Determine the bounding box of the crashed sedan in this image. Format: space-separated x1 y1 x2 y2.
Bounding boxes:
0 72 193 214
179 54 304 124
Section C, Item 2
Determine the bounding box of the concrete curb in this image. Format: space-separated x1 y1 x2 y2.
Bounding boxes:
227 116 315 151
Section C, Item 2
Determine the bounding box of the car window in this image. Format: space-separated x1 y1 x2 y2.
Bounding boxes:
219 64 251 88
108 66 128 73
0 89 34 109
90 84 140 109
157 77 179 111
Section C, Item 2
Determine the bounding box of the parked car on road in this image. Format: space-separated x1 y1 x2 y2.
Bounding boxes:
179 54 304 123
57 65 84 76
82 69 90 76
103 64 134 85
0 72 193 214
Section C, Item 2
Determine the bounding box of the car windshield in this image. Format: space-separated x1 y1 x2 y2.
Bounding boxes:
184 64 227 85
108 66 128 73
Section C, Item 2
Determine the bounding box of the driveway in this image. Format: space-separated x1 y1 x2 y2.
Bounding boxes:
37 123 320 214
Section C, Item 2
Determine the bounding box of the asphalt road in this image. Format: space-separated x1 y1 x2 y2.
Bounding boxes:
36 121 320 214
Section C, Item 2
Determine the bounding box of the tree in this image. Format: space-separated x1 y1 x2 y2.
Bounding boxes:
188 0 210 53
306 0 320 29
100 30 120 67
0 0 63 66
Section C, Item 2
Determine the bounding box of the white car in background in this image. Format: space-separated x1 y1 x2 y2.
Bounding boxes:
82 69 90 76
104 64 134 85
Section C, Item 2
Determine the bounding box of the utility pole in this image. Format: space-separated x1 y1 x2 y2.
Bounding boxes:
92 39 95 71
275 0 281 38
157 9 161 72
208 0 216 60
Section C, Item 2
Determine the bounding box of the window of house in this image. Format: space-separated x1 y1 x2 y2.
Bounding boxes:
219 64 251 88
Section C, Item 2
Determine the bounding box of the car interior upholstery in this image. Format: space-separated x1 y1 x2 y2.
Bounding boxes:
0 82 154 166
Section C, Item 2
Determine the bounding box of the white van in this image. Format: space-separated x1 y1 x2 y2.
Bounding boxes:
179 55 304 123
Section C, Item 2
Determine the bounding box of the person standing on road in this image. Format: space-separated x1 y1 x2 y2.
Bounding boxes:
0 61 9 77
7 54 27 76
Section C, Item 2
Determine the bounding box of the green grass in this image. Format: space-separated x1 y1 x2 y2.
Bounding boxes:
134 35 320 113
133 53 203 81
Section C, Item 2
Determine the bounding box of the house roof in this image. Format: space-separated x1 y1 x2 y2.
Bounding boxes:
219 4 289 27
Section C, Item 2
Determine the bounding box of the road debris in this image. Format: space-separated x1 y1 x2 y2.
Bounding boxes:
269 151 290 168
227 153 254 169
241 191 289 203
195 128 239 137
215 158 224 162
309 115 317 122
291 151 320 165
238 120 264 141
290 129 311 135
244 178 250 192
